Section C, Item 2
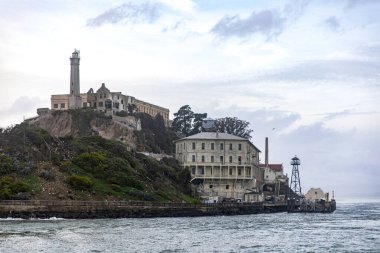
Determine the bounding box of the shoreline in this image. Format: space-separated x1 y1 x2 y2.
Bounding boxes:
0 200 287 219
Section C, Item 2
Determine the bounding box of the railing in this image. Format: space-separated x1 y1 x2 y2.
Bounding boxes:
0 200 263 208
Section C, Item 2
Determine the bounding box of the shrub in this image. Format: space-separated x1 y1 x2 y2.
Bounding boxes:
0 154 13 175
68 175 93 190
9 181 30 193
0 177 31 200
72 152 107 171
39 170 55 181
0 188 11 200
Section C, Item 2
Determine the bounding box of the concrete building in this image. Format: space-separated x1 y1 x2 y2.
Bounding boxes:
50 49 170 126
174 132 263 202
305 188 325 200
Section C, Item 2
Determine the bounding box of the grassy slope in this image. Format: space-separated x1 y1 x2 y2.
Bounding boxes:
0 111 195 203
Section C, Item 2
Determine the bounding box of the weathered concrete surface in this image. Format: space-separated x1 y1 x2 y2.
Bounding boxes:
0 201 287 219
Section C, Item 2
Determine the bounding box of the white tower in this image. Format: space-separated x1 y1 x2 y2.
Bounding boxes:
68 49 82 109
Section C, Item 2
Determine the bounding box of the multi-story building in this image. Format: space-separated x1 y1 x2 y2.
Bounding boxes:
174 132 263 202
50 49 170 126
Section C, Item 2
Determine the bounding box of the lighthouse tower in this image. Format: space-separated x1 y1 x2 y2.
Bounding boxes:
68 49 82 109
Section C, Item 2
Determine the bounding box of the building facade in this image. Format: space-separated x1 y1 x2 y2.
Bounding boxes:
50 50 170 126
175 132 263 202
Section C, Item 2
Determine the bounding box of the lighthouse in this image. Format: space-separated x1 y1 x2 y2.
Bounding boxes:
68 49 82 109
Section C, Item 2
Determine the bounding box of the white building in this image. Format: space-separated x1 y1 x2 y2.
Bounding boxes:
174 132 263 202
305 188 325 200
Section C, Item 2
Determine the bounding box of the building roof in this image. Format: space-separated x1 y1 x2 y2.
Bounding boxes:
259 164 283 172
97 83 110 93
175 132 261 151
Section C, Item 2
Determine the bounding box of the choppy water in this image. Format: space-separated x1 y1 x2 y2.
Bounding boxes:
0 202 379 252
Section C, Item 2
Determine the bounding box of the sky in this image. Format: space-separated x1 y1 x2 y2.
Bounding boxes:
0 0 379 200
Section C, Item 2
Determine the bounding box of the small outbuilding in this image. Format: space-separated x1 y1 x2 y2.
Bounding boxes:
305 188 325 200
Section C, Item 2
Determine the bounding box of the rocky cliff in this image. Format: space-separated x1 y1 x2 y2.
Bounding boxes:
30 109 138 150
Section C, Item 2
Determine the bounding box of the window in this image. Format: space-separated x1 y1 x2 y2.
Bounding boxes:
226 185 229 190
82 102 87 108
238 144 242 151
202 143 205 150
192 155 195 162
192 142 195 150
220 156 224 163
98 102 103 107
60 103 65 108
209 185 213 189
211 143 214 150
229 156 233 163
238 168 242 176
201 156 205 162
229 143 233 150
211 156 214 163
238 156 242 165
229 168 232 175
54 104 58 109
105 100 112 109
220 143 224 150
210 168 213 175
192 167 196 174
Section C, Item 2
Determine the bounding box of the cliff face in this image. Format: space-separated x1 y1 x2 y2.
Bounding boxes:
30 110 138 150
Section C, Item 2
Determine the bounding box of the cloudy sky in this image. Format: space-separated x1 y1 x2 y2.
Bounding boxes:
1 0 379 200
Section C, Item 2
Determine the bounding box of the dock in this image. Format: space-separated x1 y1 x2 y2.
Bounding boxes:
0 200 288 219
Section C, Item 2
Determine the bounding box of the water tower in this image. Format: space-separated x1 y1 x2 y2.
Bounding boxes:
290 156 302 197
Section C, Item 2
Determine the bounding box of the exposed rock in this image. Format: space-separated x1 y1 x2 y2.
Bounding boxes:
30 110 138 150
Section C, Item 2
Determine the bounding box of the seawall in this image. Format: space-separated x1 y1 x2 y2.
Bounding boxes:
0 200 287 219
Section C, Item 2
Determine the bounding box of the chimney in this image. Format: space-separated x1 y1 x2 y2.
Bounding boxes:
265 137 269 166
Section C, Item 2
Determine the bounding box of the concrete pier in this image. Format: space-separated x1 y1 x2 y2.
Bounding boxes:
0 200 287 219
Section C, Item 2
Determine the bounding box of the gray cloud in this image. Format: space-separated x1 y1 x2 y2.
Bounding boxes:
211 9 286 39
345 0 379 9
260 58 380 83
319 109 377 120
210 0 310 40
87 2 163 27
325 16 340 31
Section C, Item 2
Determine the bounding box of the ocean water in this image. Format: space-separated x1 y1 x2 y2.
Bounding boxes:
0 202 379 253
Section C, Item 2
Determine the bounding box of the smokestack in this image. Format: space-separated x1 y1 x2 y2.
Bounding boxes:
265 137 269 166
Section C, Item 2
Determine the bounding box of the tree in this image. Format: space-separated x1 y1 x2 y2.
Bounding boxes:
190 113 207 135
127 104 137 115
172 105 194 136
215 117 253 139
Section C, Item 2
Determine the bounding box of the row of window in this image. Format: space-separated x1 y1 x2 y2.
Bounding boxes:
191 167 249 176
98 93 121 100
53 103 65 109
192 155 242 164
180 142 243 151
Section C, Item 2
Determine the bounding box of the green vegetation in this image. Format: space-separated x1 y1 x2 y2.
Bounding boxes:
68 175 93 190
134 113 178 154
0 176 31 200
0 154 13 175
0 109 195 202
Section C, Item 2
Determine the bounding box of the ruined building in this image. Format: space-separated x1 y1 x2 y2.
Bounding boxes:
50 49 170 126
